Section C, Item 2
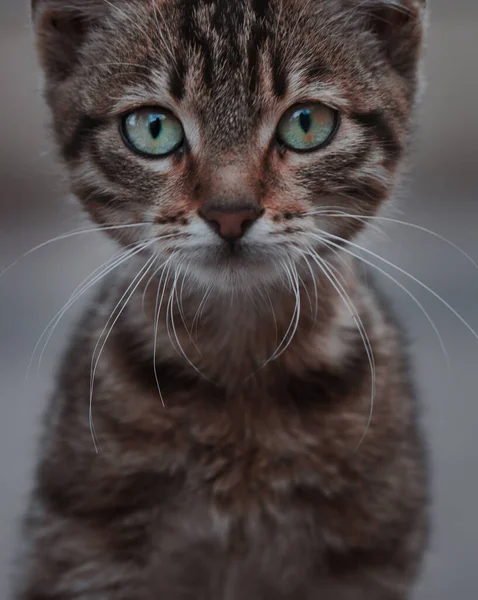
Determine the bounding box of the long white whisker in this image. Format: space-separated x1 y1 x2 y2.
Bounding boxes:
140 234 185 312
266 259 301 363
191 285 213 337
320 232 478 345
301 254 319 323
153 255 176 407
89 252 158 451
176 261 202 355
141 258 169 313
264 286 280 347
0 222 151 281
303 206 387 238
306 209 478 271
306 246 376 450
30 240 154 378
165 273 176 352
314 235 451 367
169 263 209 380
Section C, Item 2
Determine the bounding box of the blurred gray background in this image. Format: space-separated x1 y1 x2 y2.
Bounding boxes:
1 1 477 598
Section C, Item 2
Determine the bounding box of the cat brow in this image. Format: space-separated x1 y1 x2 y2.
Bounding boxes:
112 82 177 115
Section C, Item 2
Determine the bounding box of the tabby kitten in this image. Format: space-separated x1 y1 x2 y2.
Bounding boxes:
18 0 428 598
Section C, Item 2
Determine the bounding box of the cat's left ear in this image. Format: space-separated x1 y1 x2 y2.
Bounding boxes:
31 0 112 84
363 0 427 80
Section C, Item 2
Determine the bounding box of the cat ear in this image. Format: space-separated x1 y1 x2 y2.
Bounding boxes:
362 0 427 80
31 0 112 82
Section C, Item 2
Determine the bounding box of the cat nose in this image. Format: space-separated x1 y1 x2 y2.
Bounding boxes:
199 204 263 242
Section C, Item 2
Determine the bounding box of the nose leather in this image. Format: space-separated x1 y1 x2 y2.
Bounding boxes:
200 206 263 241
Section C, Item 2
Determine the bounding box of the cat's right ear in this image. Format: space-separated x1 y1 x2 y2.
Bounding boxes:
31 0 109 82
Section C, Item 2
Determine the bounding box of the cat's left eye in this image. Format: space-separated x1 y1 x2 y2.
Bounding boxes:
121 108 184 157
277 102 339 152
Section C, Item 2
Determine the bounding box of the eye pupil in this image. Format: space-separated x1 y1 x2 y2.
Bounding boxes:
149 117 162 139
299 110 312 134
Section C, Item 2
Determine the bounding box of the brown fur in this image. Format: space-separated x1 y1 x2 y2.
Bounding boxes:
17 1 428 598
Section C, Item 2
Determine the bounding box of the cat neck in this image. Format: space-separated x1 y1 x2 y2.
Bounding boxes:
120 253 362 389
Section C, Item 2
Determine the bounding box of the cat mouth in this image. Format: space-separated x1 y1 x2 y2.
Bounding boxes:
179 238 275 272
221 239 245 258
212 240 255 266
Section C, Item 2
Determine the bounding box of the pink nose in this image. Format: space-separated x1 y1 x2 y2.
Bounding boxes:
200 206 262 241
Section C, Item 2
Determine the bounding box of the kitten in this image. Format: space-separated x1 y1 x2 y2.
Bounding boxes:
18 0 428 598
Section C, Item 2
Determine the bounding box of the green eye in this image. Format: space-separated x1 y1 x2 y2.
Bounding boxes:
277 103 338 152
121 108 184 157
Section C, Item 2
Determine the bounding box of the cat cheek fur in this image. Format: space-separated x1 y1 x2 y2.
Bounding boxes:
20 1 429 599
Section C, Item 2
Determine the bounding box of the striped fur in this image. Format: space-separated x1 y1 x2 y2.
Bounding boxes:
17 1 428 598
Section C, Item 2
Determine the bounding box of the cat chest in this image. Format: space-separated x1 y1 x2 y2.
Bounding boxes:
158 392 362 520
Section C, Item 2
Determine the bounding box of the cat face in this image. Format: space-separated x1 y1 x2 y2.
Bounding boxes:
32 0 425 291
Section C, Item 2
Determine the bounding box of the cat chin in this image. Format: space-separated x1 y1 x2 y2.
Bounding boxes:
174 246 289 295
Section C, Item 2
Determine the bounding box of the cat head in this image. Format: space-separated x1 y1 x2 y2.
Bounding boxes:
32 0 426 292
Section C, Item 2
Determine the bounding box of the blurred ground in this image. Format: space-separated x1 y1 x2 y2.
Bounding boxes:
1 2 477 598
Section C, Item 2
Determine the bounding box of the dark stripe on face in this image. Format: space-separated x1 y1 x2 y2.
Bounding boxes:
333 139 373 174
351 111 402 167
62 114 104 161
169 56 187 101
76 185 118 208
181 4 214 88
248 22 267 94
271 51 287 98
339 180 388 207
303 61 331 83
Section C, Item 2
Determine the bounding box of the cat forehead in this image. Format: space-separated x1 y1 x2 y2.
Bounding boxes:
62 0 420 150
104 0 359 106
104 0 355 145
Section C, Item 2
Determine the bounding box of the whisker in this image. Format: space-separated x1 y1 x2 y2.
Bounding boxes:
305 246 376 450
0 222 151 282
263 285 280 347
306 209 478 271
30 232 182 377
312 235 451 367
89 252 158 451
297 268 314 316
302 206 389 239
320 231 478 345
301 254 319 323
140 236 185 313
177 261 202 355
267 259 301 363
153 255 176 407
191 285 214 336
141 258 169 314
30 240 154 378
168 262 209 380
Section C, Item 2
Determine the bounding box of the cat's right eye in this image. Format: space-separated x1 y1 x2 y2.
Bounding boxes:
277 102 339 153
121 108 184 157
